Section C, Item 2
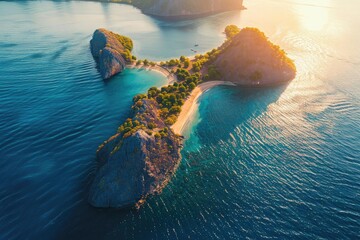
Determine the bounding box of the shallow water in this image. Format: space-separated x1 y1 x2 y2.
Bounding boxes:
0 0 359 239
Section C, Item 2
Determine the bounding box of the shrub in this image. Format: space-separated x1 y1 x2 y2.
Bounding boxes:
165 115 177 125
176 68 190 81
133 94 147 102
179 85 186 92
225 25 240 39
148 122 156 129
184 60 190 68
169 106 181 115
133 100 143 110
188 82 196 90
160 108 169 118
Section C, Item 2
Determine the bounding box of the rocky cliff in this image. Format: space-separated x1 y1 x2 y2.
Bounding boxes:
90 28 133 79
213 27 296 86
89 99 182 208
131 0 244 18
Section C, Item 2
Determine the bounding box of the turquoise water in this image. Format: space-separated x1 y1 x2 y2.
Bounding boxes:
0 0 360 239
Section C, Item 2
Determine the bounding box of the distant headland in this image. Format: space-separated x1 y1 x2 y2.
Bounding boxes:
88 0 245 19
89 26 296 208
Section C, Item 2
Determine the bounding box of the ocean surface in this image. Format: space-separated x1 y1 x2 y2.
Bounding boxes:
0 0 359 239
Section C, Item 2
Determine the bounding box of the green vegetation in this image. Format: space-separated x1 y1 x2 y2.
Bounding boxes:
117 118 147 138
115 34 133 52
221 27 296 77
113 32 135 62
111 25 294 142
224 25 240 39
113 68 200 141
175 68 190 80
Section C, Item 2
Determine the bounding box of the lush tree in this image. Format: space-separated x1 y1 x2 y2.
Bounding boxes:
165 115 177 125
176 68 190 81
179 85 186 93
169 106 181 115
225 25 240 39
148 122 156 129
180 56 186 62
184 59 190 68
133 94 147 102
188 82 196 90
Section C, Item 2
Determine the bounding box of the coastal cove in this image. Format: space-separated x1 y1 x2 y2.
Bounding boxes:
88 23 297 208
0 0 360 239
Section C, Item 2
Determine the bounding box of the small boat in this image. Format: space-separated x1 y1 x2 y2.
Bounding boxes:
194 44 199 47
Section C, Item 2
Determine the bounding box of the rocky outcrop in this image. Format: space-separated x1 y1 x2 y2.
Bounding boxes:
90 28 133 79
213 27 296 86
89 99 182 208
131 0 244 19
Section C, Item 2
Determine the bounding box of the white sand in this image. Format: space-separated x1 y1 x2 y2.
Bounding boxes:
127 64 177 84
171 81 235 135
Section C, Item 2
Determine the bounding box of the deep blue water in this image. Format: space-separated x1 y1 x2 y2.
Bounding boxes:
1 0 360 239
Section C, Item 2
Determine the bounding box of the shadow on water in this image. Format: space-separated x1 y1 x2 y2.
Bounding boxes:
55 84 288 240
55 163 141 240
148 10 243 31
196 84 289 144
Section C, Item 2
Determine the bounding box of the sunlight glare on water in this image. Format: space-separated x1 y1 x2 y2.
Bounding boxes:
0 0 359 239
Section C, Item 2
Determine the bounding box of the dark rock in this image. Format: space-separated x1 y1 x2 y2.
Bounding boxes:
134 0 244 19
214 27 296 86
90 28 131 79
89 99 182 208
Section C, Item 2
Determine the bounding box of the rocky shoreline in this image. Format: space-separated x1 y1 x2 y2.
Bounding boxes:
90 28 134 79
89 99 183 208
88 26 296 209
86 0 244 19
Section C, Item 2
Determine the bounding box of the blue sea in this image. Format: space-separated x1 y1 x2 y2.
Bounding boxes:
0 0 359 239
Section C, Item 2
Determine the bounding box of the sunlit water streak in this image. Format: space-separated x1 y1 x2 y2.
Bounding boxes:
0 0 359 239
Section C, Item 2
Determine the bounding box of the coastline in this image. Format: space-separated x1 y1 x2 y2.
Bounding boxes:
171 81 235 135
143 7 246 21
127 64 177 84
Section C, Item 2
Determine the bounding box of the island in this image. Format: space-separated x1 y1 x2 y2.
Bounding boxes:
88 26 296 208
91 0 244 19
131 0 244 19
90 28 135 79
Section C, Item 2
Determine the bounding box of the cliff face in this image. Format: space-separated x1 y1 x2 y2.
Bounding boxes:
90 28 133 79
89 99 182 208
213 28 296 86
133 0 244 18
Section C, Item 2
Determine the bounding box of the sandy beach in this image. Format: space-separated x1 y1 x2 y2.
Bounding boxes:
127 64 177 84
171 81 235 135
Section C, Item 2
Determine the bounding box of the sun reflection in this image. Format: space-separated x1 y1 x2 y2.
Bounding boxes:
296 1 331 32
